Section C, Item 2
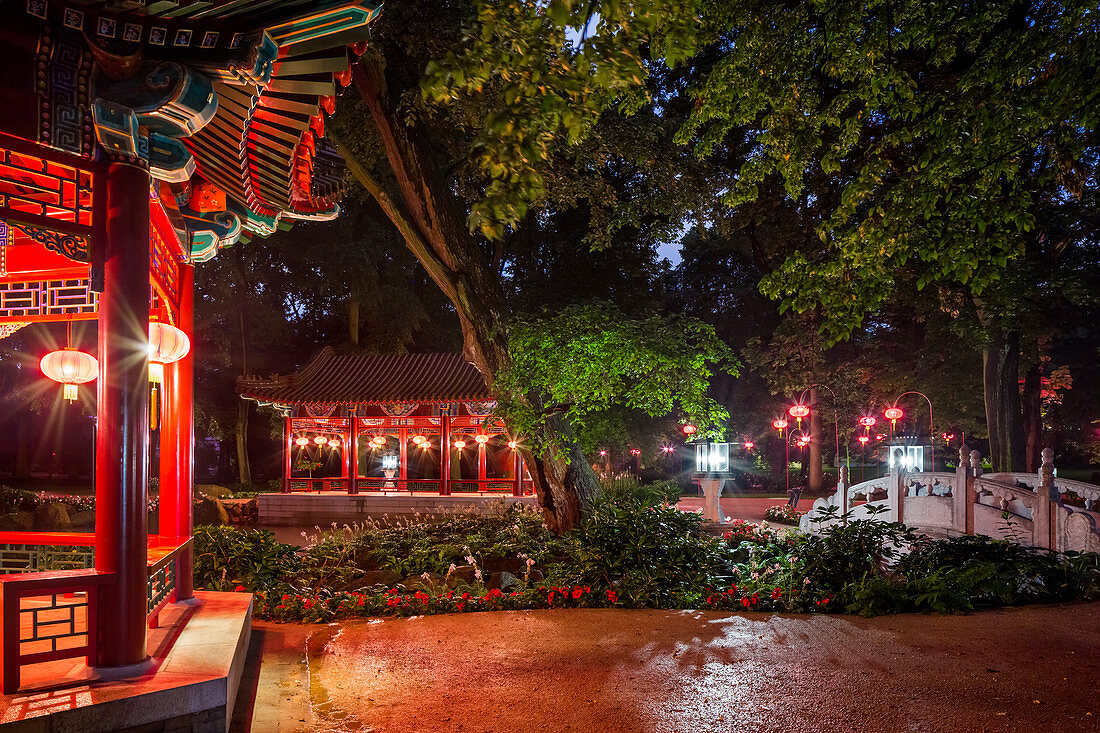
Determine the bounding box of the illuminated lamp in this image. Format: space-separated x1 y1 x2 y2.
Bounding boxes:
453 440 467 449
40 348 98 402
662 446 674 454
797 436 810 447
772 419 788 432
629 448 641 456
858 435 870 445
599 450 607 456
788 404 809 428
421 441 432 449
682 424 697 436
507 440 518 449
372 436 386 446
295 436 310 447
148 321 190 384
743 441 755 450
411 434 426 445
314 435 328 445
884 407 904 430
474 434 490 445
858 416 877 434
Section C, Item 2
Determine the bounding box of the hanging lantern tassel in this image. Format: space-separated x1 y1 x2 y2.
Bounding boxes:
150 383 159 431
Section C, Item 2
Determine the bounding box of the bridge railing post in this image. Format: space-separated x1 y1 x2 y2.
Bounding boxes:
952 445 969 535
837 464 850 524
889 449 905 524
1034 447 1055 550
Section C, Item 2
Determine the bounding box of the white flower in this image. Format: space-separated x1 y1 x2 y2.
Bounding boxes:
803 577 811 585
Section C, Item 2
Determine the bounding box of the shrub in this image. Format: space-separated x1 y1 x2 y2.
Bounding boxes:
763 504 805 525
556 481 722 607
0 486 43 513
193 526 300 591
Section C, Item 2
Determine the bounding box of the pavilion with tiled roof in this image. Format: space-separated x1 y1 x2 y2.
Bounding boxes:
0 0 384 706
238 349 532 496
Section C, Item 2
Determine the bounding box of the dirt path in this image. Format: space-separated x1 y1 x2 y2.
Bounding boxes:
233 602 1100 732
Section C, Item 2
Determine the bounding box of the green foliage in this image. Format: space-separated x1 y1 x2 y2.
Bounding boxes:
763 504 805 525
192 526 300 592
0 486 42 513
555 482 723 607
496 301 735 452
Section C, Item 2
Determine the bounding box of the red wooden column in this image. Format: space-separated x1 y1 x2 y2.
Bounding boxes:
441 414 451 496
478 441 487 493
348 413 359 494
282 416 293 493
95 161 151 667
398 428 408 491
169 263 195 600
513 449 523 496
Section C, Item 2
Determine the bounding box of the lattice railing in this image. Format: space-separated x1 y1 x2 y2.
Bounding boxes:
0 569 108 694
146 559 176 622
0 543 95 574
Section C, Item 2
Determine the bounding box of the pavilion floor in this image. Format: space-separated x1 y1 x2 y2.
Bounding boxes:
0 591 252 732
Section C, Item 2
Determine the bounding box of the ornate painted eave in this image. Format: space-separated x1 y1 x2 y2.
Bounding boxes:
2 0 382 264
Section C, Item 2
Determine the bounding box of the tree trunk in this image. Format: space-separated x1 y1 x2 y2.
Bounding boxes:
807 387 823 491
1021 363 1043 473
982 330 1026 472
345 52 600 530
235 400 252 485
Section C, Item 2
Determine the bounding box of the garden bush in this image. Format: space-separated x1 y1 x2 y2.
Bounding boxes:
763 504 805 525
193 486 1100 623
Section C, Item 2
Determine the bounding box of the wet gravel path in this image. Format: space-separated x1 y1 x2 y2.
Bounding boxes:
234 602 1100 732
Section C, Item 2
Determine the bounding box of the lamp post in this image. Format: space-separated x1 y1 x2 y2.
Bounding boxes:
797 382 847 482
888 390 935 466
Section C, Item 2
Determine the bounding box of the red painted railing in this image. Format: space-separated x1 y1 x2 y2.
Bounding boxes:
288 478 536 495
0 569 113 694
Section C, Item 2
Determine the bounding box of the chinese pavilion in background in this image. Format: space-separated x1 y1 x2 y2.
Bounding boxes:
238 348 534 496
0 0 380 690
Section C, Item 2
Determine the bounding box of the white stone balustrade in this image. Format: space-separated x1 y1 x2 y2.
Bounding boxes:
800 446 1100 554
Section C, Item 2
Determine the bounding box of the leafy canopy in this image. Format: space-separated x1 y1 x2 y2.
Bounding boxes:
495 302 734 452
429 0 1100 341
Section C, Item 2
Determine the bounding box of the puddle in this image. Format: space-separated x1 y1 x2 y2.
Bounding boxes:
305 624 369 732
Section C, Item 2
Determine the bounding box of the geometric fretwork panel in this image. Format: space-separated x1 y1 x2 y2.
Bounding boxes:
0 278 97 318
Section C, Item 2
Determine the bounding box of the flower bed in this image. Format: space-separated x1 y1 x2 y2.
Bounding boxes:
763 504 806 525
197 488 1100 623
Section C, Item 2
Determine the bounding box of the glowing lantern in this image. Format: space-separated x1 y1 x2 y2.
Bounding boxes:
507 440 518 449
858 416 877 432
147 321 190 384
682 424 697 436
372 436 386 447
662 446 674 454
858 435 870 445
474 434 490 445
420 441 432 450
772 418 788 432
453 439 467 449
599 450 607 457
788 404 809 428
295 437 310 447
411 434 426 445
884 407 904 429
743 441 755 450
314 435 328 445
40 348 98 402
797 436 810 447
629 448 641 456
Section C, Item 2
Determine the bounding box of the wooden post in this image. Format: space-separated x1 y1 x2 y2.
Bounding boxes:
399 428 408 491
513 448 522 497
283 416 293 493
349 413 359 495
169 263 194 600
95 161 150 667
478 440 487 493
441 414 451 496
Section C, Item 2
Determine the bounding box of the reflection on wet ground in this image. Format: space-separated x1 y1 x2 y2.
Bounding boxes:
232 603 1100 733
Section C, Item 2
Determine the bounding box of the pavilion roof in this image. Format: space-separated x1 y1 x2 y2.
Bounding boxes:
237 347 491 406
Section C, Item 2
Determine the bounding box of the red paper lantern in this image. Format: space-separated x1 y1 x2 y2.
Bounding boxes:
474 434 490 445
295 436 310 447
314 435 328 445
884 407 904 421
858 435 870 445
788 404 810 419
858 416 877 428
682 424 697 436
743 441 755 450
507 440 518 449
453 440 467 449
411 434 426 445
772 418 788 430
148 321 190 384
40 348 98 402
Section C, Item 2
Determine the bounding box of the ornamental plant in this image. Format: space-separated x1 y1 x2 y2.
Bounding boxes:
763 504 806 526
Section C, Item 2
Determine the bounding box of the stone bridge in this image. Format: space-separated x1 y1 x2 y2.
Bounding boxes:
800 447 1100 554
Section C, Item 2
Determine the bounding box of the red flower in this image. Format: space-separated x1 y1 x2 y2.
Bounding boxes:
303 600 313 610
386 597 400 607
457 602 465 611
234 585 246 592
771 587 781 600
572 587 583 600
740 597 751 608
547 592 555 605
605 589 618 603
